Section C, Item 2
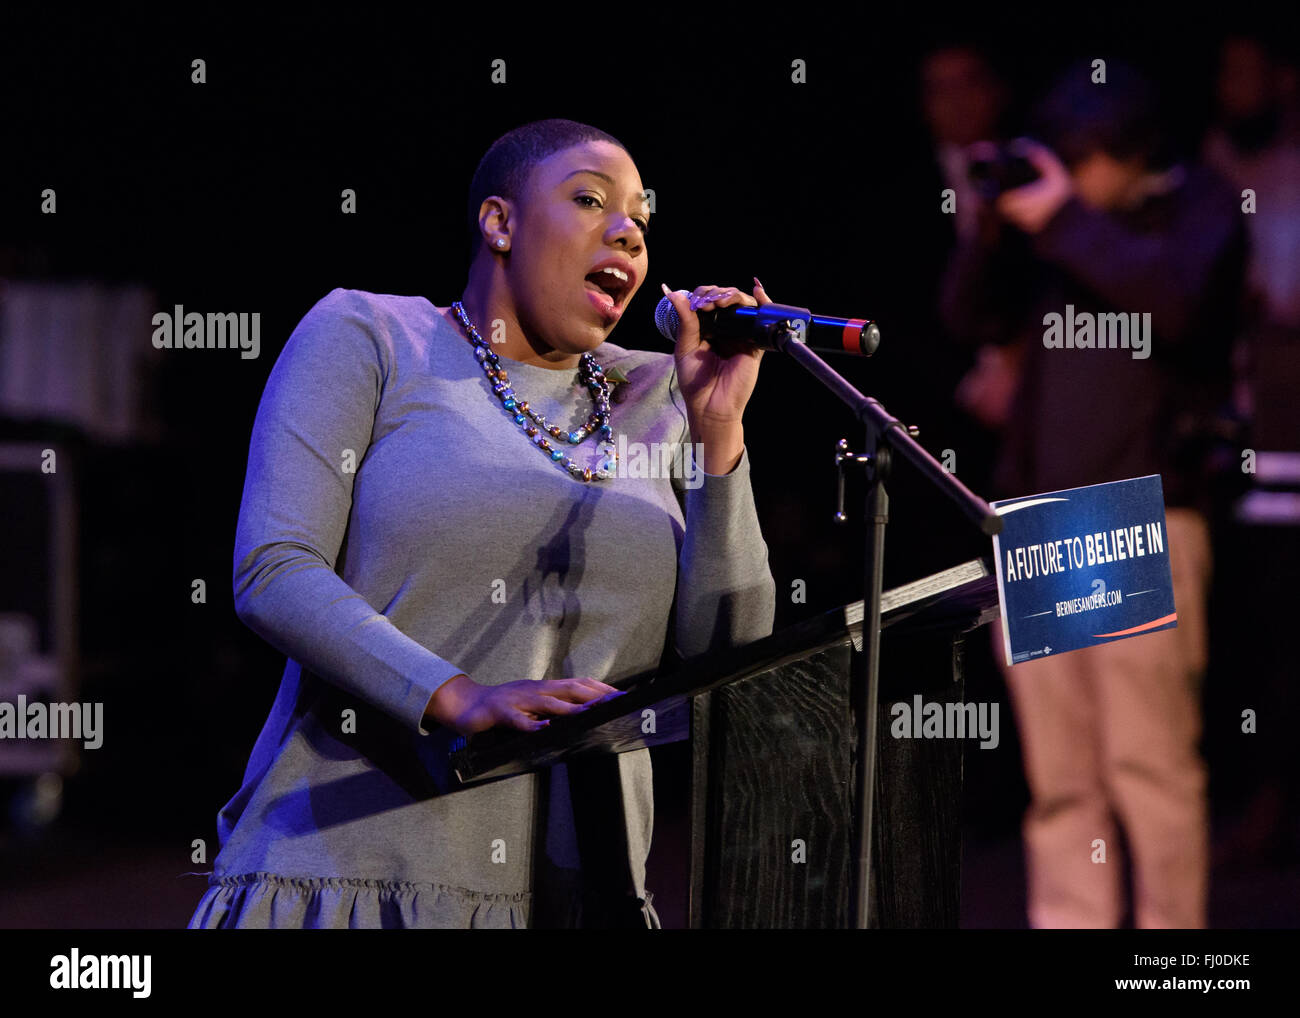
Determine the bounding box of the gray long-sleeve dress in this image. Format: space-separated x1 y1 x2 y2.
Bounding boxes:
187 288 777 928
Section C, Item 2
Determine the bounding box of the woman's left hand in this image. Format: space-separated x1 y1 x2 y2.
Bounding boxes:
660 278 770 474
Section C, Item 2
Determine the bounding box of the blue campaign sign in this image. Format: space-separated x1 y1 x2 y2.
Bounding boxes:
991 475 1177 666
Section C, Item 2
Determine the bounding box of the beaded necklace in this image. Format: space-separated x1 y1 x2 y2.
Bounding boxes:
451 301 619 482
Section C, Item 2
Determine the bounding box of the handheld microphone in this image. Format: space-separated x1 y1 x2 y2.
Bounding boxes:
654 296 880 356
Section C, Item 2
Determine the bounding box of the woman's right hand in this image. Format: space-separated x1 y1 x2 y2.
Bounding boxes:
425 674 624 736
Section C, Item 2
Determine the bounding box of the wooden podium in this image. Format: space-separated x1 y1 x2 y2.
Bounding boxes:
451 558 1000 928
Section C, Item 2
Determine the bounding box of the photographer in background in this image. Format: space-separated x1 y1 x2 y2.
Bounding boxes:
921 42 1012 248
941 60 1248 928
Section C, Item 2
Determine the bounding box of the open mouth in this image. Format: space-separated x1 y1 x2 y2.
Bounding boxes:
583 264 635 314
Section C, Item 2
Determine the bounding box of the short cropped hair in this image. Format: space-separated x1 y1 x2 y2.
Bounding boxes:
466 118 629 256
1030 60 1168 170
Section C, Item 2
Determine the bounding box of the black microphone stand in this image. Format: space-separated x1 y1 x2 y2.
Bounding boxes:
750 303 1003 929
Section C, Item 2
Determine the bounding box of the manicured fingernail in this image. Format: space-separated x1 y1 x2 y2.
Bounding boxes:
754 276 765 290
660 282 671 297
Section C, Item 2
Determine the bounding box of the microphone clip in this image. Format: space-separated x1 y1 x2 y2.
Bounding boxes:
834 438 873 524
831 427 919 523
753 302 812 352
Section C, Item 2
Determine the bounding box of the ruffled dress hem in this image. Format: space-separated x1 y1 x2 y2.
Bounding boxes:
187 872 531 929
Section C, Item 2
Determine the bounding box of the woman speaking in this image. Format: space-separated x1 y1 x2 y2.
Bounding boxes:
187 118 777 929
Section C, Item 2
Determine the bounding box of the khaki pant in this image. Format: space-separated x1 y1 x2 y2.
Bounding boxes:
995 508 1212 928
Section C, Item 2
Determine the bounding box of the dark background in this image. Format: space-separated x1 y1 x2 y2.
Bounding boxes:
0 8 1296 927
